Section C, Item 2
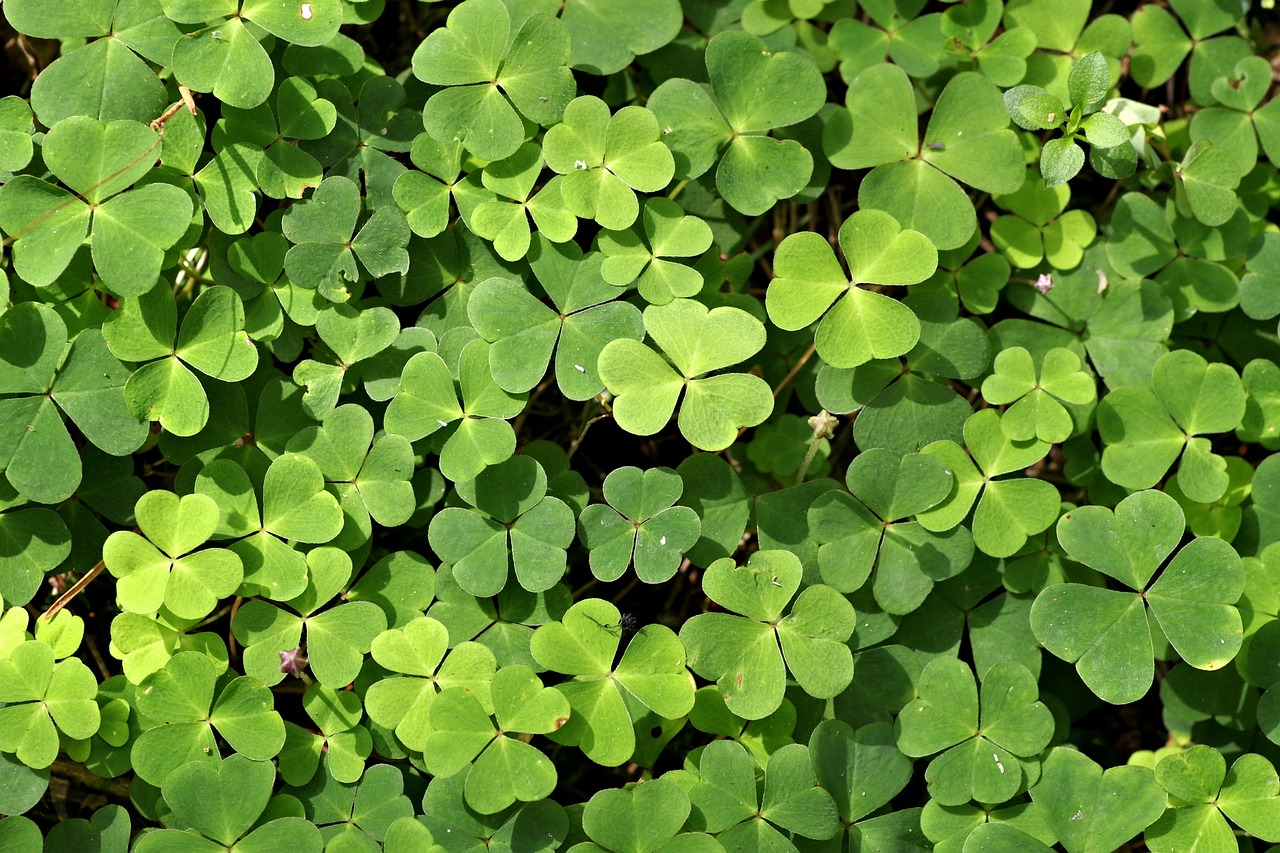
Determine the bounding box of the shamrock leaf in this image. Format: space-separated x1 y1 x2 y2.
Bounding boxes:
278 684 372 786
810 720 914 834
687 740 839 845
423 665 569 814
580 777 699 853
810 447 971 614
769 209 937 371
0 305 147 504
1146 746 1280 850
427 456 575 597
1031 489 1245 704
917 409 1062 558
598 198 713 306
282 175 410 303
468 238 645 399
990 170 1098 270
1099 349 1245 503
578 466 702 583
825 64 1024 249
385 339 526 482
0 120 191 293
543 97 675 231
468 143 576 262
0 640 100 769
679 550 854 719
598 298 773 451
231 547 387 687
982 347 1096 444
897 658 1053 806
648 31 826 214
532 598 695 766
103 490 243 620
364 616 497 752
412 0 574 161
103 283 259 437
130 651 284 785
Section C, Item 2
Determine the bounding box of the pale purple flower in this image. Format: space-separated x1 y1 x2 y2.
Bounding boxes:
1034 273 1054 294
279 646 308 677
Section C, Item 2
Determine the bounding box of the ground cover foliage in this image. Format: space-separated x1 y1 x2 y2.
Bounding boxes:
3 0 1280 849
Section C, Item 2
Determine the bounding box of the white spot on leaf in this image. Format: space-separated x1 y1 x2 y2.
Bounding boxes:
300 2 314 20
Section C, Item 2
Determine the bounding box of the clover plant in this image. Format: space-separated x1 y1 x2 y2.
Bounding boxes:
5 1 1280 851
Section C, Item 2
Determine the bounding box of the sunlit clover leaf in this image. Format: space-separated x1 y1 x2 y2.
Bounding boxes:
982 347 1096 444
385 339 526 482
809 447 971 614
232 547 386 687
424 665 569 814
916 409 1060 558
286 404 414 528
0 305 145 504
824 64 1024 249
132 753 321 853
648 31 826 215
768 208 937 369
1098 349 1245 504
0 117 192 294
1031 490 1245 704
543 96 675 231
417 769 568 853
598 198 713 305
578 466 701 584
679 550 853 720
283 758 415 849
687 740 839 846
130 651 284 785
279 684 372 786
393 134 466 239
1145 747 1280 850
1031 747 1167 853
412 0 574 161
1173 139 1241 228
532 598 695 766
103 490 242 620
103 283 258 437
896 658 1053 806
292 301 402 419
0 640 99 769
364 616 497 752
282 175 410 303
990 171 1098 270
469 238 645 399
428 456 574 597
598 299 773 451
470 142 576 262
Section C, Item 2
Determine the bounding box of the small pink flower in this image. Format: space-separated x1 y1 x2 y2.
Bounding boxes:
1034 273 1054 294
279 646 308 676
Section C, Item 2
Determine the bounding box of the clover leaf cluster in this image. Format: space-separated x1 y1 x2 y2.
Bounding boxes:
3 0 1280 851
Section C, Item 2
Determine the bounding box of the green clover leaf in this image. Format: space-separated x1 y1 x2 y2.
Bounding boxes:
1031 489 1245 704
427 456 574 597
1031 747 1166 853
469 143 577 262
916 409 1062 558
810 447 971 614
769 208 937 369
423 665 569 814
598 198 713 306
412 0 574 161
278 683 372 786
543 97 675 231
1099 348 1245 503
578 466 702 583
982 347 1097 444
0 640 100 769
103 490 242 620
130 651 284 785
679 550 853 719
648 31 826 215
364 616 497 753
532 598 694 766
231 547 386 687
598 299 773 451
897 658 1053 806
